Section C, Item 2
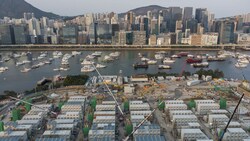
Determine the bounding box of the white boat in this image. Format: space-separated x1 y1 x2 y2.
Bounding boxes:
235 63 247 68
53 51 63 58
238 58 249 64
187 54 194 58
171 55 180 58
103 55 114 62
37 56 44 60
53 68 60 71
158 65 171 69
155 54 164 60
86 55 95 60
155 51 167 54
0 67 8 72
138 53 142 58
40 53 47 57
96 64 106 68
13 53 21 58
141 57 150 61
81 66 95 72
16 62 25 66
37 62 45 67
72 51 82 56
32 58 37 61
92 51 102 57
147 60 157 65
163 58 175 64
81 59 94 65
23 60 31 64
59 67 70 71
20 68 31 73
109 52 120 57
44 60 52 64
61 60 69 65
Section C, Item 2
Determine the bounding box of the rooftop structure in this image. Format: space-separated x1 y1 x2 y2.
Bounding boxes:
134 124 161 135
134 135 166 141
169 110 193 120
197 103 220 115
0 131 28 141
172 115 198 127
208 114 229 126
165 103 187 111
165 100 184 105
95 105 116 111
223 128 249 141
93 116 115 124
43 130 71 140
94 111 116 117
130 111 152 116
130 103 150 111
181 129 208 141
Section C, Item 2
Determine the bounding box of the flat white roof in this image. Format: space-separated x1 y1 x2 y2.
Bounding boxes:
0 131 27 137
129 101 143 104
165 100 184 103
130 111 151 114
188 122 201 127
17 119 40 124
15 124 32 129
227 128 246 133
194 100 215 103
210 109 228 113
95 116 115 120
56 124 74 129
170 110 193 114
181 128 203 133
173 115 197 119
43 130 71 136
223 121 241 126
94 111 115 115
54 119 75 124
209 114 228 118
131 115 146 119
197 103 219 106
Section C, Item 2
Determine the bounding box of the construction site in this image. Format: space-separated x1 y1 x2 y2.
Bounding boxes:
1 64 250 141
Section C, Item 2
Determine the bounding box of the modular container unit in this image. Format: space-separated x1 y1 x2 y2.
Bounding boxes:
181 129 208 141
197 103 220 115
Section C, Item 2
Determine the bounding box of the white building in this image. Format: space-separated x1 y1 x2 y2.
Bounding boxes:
209 109 228 115
172 115 198 127
94 111 116 117
124 84 135 94
130 75 148 82
95 105 116 111
165 100 184 105
54 119 76 124
197 103 220 115
169 110 193 120
165 103 187 111
61 105 83 113
130 111 152 116
22 114 43 121
93 116 115 124
102 101 116 105
57 112 81 120
134 125 161 135
130 103 150 111
0 131 28 141
88 123 115 141
43 130 71 141
194 100 215 106
236 33 250 44
208 114 229 126
131 115 149 124
181 129 208 141
223 128 249 141
129 101 144 105
201 33 218 45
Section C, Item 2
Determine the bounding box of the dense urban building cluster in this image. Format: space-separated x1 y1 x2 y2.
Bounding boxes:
0 8 250 45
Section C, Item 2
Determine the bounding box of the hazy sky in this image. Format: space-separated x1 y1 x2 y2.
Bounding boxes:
25 0 250 18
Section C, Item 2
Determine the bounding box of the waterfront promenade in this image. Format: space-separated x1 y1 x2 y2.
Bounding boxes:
0 44 249 51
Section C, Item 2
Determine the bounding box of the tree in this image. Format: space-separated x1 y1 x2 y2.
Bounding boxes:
83 126 90 137
188 100 196 109
124 101 129 111
87 114 94 123
125 124 133 135
219 98 227 109
158 100 165 111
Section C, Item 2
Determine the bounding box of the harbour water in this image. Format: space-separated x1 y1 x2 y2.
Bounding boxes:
0 50 250 94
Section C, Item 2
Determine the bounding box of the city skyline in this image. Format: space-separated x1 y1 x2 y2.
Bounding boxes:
25 0 250 18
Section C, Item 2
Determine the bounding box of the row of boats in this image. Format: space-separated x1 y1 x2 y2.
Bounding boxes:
80 51 121 72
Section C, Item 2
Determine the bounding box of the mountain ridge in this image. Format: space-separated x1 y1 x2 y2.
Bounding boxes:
0 0 59 19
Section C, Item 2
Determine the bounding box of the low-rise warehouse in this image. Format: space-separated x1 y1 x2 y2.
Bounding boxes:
88 123 115 141
95 105 116 111
93 116 115 124
134 125 161 135
134 135 166 141
197 103 220 115
223 128 249 141
181 129 208 141
57 112 81 120
169 110 193 120
130 103 150 111
165 100 184 105
42 130 71 141
0 131 28 141
94 111 116 117
172 115 198 127
208 114 229 126
165 103 187 111
130 111 152 116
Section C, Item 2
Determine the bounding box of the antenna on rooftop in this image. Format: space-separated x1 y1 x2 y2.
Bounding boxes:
9 96 57 115
123 101 164 141
91 63 124 115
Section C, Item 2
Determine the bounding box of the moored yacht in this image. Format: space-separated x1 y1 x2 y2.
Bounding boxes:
81 65 95 72
96 64 106 68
